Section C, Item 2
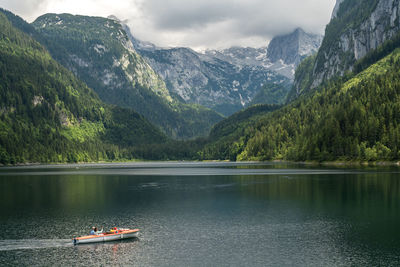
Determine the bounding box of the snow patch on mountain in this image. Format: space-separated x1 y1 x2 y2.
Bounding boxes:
123 24 322 115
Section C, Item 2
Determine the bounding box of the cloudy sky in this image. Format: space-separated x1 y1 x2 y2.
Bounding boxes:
0 0 336 50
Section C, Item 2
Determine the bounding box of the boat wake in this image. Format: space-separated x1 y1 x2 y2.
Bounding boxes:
0 239 73 251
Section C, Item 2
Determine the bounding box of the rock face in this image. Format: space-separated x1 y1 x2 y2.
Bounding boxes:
127 31 290 115
313 0 400 88
33 13 171 102
32 14 223 139
126 26 321 115
293 0 400 96
0 10 168 164
331 0 346 19
267 28 323 67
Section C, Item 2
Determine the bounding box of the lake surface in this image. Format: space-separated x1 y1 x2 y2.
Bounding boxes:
0 162 399 266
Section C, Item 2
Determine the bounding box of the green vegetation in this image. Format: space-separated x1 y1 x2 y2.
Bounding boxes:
0 12 166 164
31 13 223 139
289 0 381 101
200 104 280 160
286 55 316 102
314 0 379 74
200 48 400 162
2 5 400 165
248 83 291 106
353 31 400 74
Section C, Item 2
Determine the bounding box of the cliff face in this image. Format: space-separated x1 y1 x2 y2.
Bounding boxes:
291 0 400 99
32 14 223 139
127 28 290 116
312 0 400 88
126 26 320 115
33 13 172 102
267 28 323 67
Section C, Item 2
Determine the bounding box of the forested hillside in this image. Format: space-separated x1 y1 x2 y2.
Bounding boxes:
0 12 166 164
31 13 223 139
2 0 400 164
290 0 399 100
200 48 400 161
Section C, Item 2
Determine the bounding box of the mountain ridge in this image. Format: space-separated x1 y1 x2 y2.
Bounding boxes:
0 10 167 164
199 0 400 162
126 25 321 115
32 13 223 139
291 0 400 100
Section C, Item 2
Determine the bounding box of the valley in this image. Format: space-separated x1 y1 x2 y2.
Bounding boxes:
1 0 400 164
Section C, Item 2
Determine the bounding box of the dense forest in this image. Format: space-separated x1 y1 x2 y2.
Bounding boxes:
2 2 400 165
200 48 400 162
31 13 223 139
0 12 166 164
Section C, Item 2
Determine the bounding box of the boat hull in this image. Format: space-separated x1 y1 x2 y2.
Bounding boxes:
73 229 139 245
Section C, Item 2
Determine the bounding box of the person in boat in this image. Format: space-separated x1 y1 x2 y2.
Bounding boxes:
90 227 103 235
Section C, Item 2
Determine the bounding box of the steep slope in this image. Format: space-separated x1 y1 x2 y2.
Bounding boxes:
201 47 400 161
291 0 400 100
130 29 321 115
247 83 291 107
207 29 322 80
203 47 293 79
128 26 321 116
200 104 280 160
267 28 323 68
132 41 289 116
32 13 223 139
0 11 166 164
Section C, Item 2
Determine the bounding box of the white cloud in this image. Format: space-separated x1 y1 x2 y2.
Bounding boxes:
0 0 336 50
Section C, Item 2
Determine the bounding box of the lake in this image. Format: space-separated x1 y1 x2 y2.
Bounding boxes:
0 162 399 266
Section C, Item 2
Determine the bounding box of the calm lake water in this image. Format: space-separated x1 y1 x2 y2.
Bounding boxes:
0 162 399 266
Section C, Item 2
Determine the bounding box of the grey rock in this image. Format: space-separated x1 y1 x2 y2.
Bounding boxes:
312 0 400 89
267 28 323 67
125 25 321 115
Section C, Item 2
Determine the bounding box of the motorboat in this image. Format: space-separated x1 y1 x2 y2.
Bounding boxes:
73 228 139 245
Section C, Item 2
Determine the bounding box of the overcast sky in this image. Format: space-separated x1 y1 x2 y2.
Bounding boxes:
0 0 336 50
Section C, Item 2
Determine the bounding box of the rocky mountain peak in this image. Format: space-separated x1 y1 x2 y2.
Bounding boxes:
267 28 323 67
293 27 305 35
107 15 120 22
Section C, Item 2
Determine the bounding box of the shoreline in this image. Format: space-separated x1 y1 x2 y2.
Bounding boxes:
1 159 400 168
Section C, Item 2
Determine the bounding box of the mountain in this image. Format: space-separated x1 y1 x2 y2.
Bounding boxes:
203 47 293 79
290 0 400 100
130 40 290 116
0 10 167 164
32 13 223 139
206 28 322 80
200 104 280 160
267 28 323 67
127 26 321 116
200 0 400 162
201 47 400 162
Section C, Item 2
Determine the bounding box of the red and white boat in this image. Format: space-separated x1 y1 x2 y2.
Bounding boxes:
73 228 139 245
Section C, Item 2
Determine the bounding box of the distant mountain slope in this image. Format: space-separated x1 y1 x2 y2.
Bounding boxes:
267 28 323 67
205 29 322 80
32 13 223 139
0 11 166 164
131 40 290 116
127 26 320 116
290 0 400 100
201 47 400 161
199 104 280 160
